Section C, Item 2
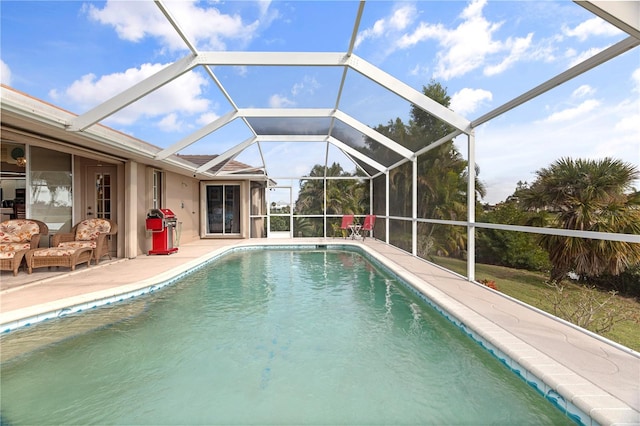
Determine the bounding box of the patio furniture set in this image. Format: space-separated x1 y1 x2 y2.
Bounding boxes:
339 215 376 240
0 218 117 276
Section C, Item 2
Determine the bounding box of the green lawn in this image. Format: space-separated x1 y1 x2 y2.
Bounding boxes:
433 257 640 352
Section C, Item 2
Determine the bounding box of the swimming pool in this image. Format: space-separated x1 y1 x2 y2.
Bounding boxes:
0 248 575 424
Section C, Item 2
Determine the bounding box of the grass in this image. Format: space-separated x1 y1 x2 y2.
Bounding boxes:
433 257 640 352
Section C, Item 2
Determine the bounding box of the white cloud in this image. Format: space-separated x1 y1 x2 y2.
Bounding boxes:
0 60 11 86
395 0 534 80
197 112 221 126
355 4 417 49
572 84 595 98
389 4 414 30
541 99 600 123
476 96 639 203
269 94 295 108
396 21 443 49
483 33 533 76
395 0 504 79
450 88 493 116
357 19 386 47
49 63 212 128
632 68 640 93
614 113 640 134
356 0 545 79
563 17 623 42
291 75 320 97
409 63 430 77
158 113 183 132
235 66 249 77
432 1 505 80
85 0 267 51
566 45 607 68
84 1 172 43
256 0 273 17
612 99 640 135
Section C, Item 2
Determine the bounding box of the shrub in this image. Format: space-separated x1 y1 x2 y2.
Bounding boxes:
583 264 640 299
477 203 551 272
546 281 639 334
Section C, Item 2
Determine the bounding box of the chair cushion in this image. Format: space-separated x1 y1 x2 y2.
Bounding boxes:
32 248 79 257
57 241 96 250
75 219 111 241
0 220 40 243
0 242 32 252
0 250 20 259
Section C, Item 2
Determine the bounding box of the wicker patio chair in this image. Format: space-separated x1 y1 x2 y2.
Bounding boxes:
0 219 49 250
52 218 117 264
0 219 49 275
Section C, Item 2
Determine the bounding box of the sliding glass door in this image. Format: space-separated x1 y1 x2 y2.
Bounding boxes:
206 184 240 235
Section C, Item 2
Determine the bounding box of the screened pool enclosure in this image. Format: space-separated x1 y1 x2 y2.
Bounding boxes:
3 1 638 281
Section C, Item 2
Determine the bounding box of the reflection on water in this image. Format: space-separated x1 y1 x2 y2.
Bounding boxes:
1 299 149 364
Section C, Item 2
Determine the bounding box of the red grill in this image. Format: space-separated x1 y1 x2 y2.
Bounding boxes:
146 208 178 255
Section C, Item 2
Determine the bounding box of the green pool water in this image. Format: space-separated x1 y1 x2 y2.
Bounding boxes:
0 248 574 424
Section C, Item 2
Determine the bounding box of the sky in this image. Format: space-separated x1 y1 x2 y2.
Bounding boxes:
1 0 638 204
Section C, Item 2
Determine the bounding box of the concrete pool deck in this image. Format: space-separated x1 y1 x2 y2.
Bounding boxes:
1 238 638 425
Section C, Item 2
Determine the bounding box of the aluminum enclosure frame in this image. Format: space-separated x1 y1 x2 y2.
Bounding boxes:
8 0 637 270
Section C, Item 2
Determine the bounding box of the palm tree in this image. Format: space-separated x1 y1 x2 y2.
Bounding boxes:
521 157 640 282
412 83 485 258
366 81 487 258
295 163 369 236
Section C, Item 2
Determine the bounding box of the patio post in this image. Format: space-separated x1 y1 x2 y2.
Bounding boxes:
466 132 476 282
412 157 418 257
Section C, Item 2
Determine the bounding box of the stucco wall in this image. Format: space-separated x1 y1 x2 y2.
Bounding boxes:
164 174 200 245
135 168 201 256
135 165 148 256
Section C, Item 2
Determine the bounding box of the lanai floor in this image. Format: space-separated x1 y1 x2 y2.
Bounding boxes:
1 238 638 425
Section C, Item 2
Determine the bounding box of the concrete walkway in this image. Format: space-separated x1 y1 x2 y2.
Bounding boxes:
1 238 638 425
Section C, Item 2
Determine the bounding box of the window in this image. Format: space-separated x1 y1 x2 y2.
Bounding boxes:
152 170 164 209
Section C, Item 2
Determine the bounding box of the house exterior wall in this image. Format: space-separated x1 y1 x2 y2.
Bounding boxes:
134 165 149 256
131 167 202 256
164 173 201 245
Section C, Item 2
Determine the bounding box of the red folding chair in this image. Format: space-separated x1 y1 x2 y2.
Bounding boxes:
361 215 376 240
339 215 354 239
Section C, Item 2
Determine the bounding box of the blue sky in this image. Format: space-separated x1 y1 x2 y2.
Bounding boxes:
1 0 638 204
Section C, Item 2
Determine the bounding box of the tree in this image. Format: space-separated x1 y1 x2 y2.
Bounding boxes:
295 162 369 236
415 81 486 246
301 80 486 252
370 81 486 258
296 163 368 216
520 157 640 282
477 201 551 271
295 164 327 215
